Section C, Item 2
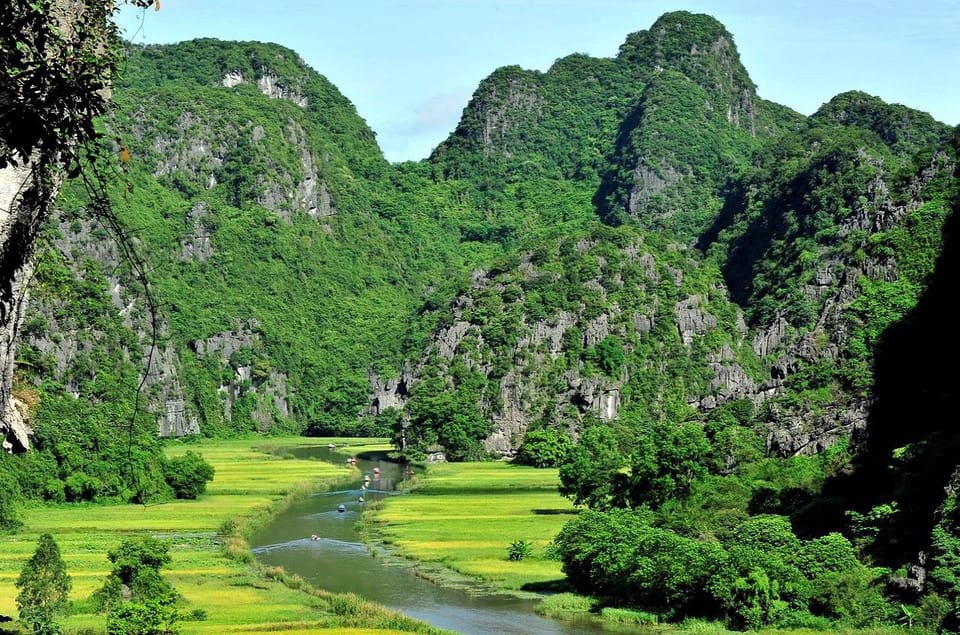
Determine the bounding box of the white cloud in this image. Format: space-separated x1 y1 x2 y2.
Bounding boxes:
380 87 474 162
406 87 474 134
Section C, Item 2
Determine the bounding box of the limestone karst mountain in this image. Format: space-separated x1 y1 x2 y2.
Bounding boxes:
4 11 959 621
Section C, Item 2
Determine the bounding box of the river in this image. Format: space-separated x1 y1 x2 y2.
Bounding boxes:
249 445 619 635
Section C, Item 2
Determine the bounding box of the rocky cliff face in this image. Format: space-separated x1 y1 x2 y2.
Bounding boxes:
460 66 544 158
128 101 337 223
0 160 40 452
592 11 791 236
390 233 764 457
616 11 758 134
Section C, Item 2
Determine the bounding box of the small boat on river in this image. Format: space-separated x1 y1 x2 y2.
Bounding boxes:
337 504 346 513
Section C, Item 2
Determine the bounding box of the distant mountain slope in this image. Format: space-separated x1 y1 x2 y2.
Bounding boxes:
118 38 386 184
431 11 804 243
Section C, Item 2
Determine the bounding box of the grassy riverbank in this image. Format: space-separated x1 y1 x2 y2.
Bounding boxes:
0 436 448 635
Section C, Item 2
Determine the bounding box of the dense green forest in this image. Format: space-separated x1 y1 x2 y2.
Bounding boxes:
3 8 960 633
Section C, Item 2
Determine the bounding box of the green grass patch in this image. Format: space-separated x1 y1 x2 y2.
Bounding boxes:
0 436 448 635
535 592 596 618
600 606 660 625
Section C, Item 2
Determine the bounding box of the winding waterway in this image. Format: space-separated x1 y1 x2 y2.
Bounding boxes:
249 446 615 635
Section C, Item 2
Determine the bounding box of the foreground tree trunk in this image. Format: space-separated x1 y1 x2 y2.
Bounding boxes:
0 162 54 451
0 0 151 451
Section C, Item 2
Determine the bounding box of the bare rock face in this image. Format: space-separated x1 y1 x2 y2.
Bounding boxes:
136 105 336 225
0 164 38 451
765 398 869 456
450 66 544 160
148 110 224 187
259 122 337 221
583 314 612 347
151 342 200 438
518 310 576 356
222 69 308 108
628 162 681 215
257 73 308 108
180 202 214 262
562 373 621 421
485 370 528 455
221 70 243 88
753 315 792 359
435 320 472 361
688 340 763 412
675 295 717 345
367 368 412 416
633 312 654 336
5 395 31 452
480 78 542 155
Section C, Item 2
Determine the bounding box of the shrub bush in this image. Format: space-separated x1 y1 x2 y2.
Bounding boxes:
163 451 215 499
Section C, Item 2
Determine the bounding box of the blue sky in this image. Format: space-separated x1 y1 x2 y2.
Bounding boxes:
116 1 960 163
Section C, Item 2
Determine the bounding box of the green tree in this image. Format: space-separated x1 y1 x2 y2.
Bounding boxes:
107 598 179 635
401 378 491 461
558 424 626 509
162 451 215 499
707 516 809 629
553 507 726 615
629 421 711 508
552 508 652 599
0 485 21 532
15 533 71 635
94 537 177 612
515 427 573 468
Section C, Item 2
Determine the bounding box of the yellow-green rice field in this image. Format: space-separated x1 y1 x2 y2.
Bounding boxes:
0 436 447 635
364 461 579 592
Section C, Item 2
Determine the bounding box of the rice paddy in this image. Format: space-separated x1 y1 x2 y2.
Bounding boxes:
0 436 447 635
364 461 579 592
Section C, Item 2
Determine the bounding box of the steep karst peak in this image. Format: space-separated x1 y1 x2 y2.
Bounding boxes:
617 10 756 96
